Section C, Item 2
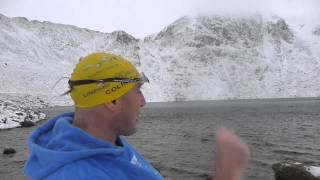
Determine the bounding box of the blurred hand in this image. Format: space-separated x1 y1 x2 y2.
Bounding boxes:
213 128 249 180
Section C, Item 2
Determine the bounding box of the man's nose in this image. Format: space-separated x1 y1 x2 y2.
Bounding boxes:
140 93 146 107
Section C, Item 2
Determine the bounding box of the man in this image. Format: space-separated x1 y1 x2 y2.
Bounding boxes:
24 52 249 180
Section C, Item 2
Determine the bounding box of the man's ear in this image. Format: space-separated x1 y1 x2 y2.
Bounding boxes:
103 101 118 112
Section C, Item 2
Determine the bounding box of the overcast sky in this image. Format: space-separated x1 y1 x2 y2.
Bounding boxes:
0 0 319 38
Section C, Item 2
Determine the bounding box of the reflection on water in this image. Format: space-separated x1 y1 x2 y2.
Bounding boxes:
1 99 320 180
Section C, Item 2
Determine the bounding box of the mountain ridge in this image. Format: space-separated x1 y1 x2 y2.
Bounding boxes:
0 13 319 104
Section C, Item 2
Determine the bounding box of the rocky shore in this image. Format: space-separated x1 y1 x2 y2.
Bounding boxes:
0 94 48 130
273 162 320 180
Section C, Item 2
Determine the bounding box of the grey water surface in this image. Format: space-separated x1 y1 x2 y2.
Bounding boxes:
1 98 320 180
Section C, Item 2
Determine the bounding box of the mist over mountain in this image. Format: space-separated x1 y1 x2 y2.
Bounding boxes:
0 13 319 105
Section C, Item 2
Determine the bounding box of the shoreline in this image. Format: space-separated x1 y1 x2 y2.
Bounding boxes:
1 97 319 130
43 96 320 108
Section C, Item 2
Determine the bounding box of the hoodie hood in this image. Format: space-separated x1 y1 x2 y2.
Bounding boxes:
24 112 127 179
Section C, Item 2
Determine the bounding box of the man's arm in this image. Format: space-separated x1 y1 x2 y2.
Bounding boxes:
213 128 250 180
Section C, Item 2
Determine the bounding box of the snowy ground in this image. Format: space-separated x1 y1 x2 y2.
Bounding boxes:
0 93 48 129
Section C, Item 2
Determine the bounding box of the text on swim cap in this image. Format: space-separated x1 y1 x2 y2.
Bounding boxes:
105 82 126 95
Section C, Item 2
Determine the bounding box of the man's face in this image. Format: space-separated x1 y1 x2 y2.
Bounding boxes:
115 84 146 136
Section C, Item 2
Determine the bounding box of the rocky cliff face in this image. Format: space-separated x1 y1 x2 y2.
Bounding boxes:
140 15 320 101
313 26 320 36
0 13 319 104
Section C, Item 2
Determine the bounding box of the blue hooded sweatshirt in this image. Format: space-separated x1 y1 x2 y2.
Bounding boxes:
24 112 163 180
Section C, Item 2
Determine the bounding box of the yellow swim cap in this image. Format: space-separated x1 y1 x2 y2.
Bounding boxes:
69 52 142 108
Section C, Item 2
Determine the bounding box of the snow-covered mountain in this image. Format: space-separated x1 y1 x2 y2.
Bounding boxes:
144 15 320 101
1 13 319 104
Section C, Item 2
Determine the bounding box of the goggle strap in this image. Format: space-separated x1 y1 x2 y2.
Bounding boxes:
62 73 149 96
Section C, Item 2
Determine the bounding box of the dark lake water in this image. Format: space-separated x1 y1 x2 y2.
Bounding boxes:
1 98 320 180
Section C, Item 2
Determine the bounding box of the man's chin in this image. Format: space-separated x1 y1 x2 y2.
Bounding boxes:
122 128 137 136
